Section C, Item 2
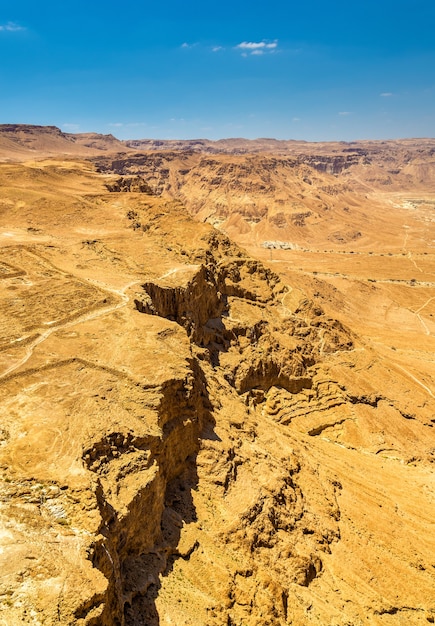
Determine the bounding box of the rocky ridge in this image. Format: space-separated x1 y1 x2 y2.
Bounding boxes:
93 142 435 251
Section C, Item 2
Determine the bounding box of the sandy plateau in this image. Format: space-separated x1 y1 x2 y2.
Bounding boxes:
0 125 434 625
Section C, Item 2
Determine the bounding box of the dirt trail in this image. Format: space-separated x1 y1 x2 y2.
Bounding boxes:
400 231 434 334
415 296 435 314
1 276 142 380
393 363 435 399
158 265 200 280
416 313 431 336
299 269 435 287
407 251 424 273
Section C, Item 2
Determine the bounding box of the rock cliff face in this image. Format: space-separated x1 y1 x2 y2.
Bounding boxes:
0 145 434 625
93 140 435 250
76 226 352 624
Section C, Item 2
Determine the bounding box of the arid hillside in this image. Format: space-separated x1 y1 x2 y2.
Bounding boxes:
0 124 128 161
0 128 434 625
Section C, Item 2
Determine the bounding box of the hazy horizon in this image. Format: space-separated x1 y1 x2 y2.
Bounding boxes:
4 123 433 144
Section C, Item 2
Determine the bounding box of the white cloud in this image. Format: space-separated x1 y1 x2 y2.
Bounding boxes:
212 46 223 52
380 92 393 97
0 22 25 32
108 123 124 127
292 117 301 122
237 41 277 50
235 40 278 55
338 111 351 116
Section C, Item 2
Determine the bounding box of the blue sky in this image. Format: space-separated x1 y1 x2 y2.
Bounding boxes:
0 0 434 140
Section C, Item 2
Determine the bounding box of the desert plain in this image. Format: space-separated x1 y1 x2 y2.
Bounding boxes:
0 124 434 625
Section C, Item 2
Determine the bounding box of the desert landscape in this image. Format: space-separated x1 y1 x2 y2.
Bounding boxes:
0 124 434 625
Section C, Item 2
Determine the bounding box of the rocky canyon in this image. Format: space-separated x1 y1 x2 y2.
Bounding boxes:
0 125 434 625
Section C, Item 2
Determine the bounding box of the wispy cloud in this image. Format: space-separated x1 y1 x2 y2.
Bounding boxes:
237 41 277 50
235 40 278 56
180 40 279 56
380 92 393 97
338 111 351 116
0 21 25 32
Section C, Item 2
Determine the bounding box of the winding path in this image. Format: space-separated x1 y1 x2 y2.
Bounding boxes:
1 276 142 380
393 363 435 399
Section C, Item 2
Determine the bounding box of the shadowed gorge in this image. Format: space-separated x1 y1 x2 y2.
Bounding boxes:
0 127 434 625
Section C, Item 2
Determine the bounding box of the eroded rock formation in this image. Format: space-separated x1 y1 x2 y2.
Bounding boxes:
0 141 434 625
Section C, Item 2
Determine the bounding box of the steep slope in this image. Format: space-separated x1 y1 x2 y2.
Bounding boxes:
0 159 434 625
0 125 127 161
